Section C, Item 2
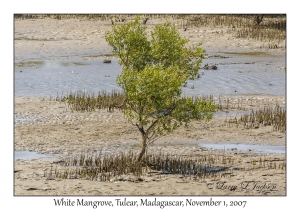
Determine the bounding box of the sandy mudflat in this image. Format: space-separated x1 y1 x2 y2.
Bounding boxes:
14 96 286 196
14 16 286 61
14 16 286 196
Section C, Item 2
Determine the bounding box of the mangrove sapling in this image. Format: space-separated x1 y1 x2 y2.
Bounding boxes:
105 16 216 162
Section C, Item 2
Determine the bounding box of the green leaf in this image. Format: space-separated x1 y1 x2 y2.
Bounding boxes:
105 16 216 159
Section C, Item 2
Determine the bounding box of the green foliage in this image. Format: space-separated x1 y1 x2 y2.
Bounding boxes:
105 16 216 160
150 23 205 80
105 16 151 71
105 16 205 79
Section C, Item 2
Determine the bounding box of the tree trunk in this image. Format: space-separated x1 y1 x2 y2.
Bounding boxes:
135 120 158 162
136 134 147 162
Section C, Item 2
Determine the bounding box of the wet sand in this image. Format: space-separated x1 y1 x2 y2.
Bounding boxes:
14 17 286 196
14 96 286 196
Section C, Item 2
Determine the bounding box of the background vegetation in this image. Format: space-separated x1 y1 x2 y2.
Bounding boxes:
14 14 286 46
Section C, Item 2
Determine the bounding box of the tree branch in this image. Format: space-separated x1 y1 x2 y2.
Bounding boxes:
146 119 159 137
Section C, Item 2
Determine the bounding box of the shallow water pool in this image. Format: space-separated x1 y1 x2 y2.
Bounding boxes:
15 151 57 161
199 143 285 154
14 51 285 97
